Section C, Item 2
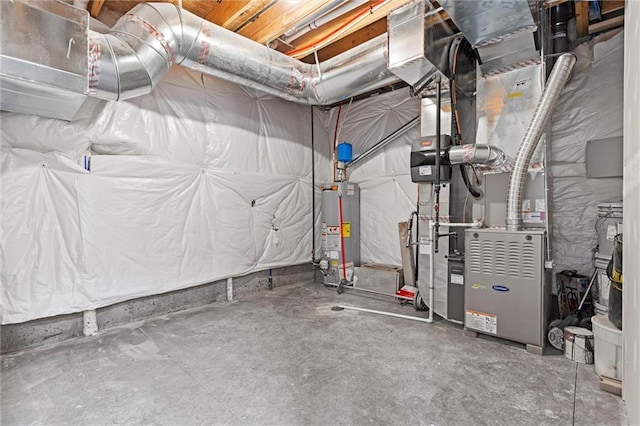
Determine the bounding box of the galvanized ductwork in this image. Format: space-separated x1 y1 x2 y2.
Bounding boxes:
410 143 506 168
505 53 576 231
1 0 401 119
438 0 539 76
0 1 90 120
88 2 397 105
447 144 506 166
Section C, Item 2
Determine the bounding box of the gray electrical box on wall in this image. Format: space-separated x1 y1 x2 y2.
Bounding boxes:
586 136 623 179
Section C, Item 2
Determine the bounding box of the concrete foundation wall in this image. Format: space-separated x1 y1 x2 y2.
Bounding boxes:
0 264 313 354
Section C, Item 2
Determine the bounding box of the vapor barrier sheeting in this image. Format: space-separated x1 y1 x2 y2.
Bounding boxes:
550 31 623 275
1 67 331 324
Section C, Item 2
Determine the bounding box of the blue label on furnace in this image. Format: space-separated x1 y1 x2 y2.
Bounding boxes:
492 285 510 293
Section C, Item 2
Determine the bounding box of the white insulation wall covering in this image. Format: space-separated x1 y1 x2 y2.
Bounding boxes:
0 67 331 324
326 89 449 266
550 31 624 275
326 89 418 265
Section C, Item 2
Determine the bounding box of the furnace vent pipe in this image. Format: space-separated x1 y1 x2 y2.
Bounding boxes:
88 2 397 105
412 144 507 167
505 53 576 231
447 144 506 166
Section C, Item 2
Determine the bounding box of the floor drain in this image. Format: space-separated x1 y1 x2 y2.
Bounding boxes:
331 306 345 311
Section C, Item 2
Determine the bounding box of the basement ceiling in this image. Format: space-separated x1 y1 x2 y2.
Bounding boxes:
89 0 452 63
89 0 625 64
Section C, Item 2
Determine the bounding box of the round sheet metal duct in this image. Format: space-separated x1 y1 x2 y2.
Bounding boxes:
88 2 398 105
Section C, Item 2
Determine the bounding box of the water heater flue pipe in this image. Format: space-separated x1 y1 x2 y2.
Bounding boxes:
505 53 576 231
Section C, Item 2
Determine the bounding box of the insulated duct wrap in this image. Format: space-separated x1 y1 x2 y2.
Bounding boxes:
89 3 397 105
506 53 576 231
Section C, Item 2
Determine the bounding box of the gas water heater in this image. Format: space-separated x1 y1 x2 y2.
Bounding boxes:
320 182 360 284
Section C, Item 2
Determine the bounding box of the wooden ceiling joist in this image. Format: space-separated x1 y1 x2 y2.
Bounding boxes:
301 17 389 63
204 1 253 27
218 0 278 32
93 0 455 65
237 0 334 45
283 0 411 59
89 0 105 18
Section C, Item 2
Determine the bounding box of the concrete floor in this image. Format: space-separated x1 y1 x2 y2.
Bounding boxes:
1 282 628 425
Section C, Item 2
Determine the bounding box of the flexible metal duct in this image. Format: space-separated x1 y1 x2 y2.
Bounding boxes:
88 2 397 105
505 53 576 231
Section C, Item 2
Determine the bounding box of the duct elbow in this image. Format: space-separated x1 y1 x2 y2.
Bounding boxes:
89 32 156 101
88 2 184 101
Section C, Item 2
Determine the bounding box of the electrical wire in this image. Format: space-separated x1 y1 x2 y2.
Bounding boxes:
336 96 353 143
332 102 343 181
333 101 342 153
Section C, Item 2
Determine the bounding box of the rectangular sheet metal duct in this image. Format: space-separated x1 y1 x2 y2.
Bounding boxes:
438 0 539 76
0 0 89 120
387 1 437 86
439 0 536 47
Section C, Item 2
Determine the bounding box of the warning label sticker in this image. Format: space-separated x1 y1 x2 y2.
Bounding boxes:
419 166 432 176
342 222 350 238
465 310 497 334
508 78 531 99
450 274 464 285
418 235 430 255
327 226 340 235
347 184 355 196
523 212 544 223
327 235 340 250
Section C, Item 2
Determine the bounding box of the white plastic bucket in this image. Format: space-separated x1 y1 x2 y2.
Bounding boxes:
592 314 623 379
564 326 594 364
594 303 608 316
